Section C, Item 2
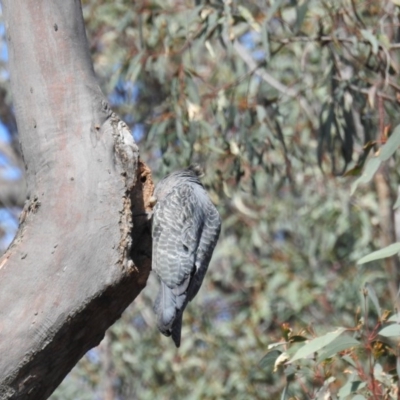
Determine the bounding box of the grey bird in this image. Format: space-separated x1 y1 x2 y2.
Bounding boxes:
151 166 221 347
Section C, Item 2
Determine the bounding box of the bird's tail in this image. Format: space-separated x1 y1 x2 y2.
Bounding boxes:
171 313 183 348
154 281 176 335
154 281 186 347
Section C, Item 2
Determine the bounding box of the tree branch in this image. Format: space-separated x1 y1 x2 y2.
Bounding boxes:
0 1 152 398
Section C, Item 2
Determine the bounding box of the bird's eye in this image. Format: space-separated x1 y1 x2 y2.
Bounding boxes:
183 244 189 252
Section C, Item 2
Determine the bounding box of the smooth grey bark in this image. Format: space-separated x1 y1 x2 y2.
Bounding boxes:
0 1 152 399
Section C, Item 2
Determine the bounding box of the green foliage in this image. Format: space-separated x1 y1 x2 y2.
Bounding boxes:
261 284 400 399
358 243 400 265
351 125 400 195
82 0 400 178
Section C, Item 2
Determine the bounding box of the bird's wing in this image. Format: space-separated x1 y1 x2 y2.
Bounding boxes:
152 183 202 289
188 191 221 301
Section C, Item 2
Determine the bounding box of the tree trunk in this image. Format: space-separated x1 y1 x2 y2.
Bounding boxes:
0 1 152 399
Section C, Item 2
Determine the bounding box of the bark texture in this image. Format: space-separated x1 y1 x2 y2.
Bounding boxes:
0 1 152 399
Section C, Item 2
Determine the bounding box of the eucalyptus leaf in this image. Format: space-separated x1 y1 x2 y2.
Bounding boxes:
379 323 400 337
388 312 400 322
361 29 379 54
317 335 360 362
350 157 381 195
342 354 357 368
266 0 286 23
364 282 381 317
295 0 311 33
337 379 366 397
259 349 282 370
289 328 347 363
379 124 400 161
357 243 400 264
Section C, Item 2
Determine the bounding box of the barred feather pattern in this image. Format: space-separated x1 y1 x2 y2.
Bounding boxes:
152 167 221 347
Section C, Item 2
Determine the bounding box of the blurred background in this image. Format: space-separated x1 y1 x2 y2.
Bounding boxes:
1 0 400 398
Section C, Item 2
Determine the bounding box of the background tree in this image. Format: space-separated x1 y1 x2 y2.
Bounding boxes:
1 0 400 399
